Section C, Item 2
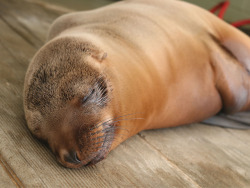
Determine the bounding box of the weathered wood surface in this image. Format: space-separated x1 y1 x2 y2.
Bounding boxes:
0 0 250 187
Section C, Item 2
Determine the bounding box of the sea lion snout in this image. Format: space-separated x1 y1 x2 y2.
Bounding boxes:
56 149 83 168
45 107 115 168
49 121 113 168
63 151 81 165
58 148 110 168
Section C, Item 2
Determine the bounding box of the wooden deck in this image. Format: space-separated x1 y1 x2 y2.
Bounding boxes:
0 0 250 187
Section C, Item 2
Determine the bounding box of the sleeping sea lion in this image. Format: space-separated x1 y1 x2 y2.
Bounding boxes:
23 0 250 168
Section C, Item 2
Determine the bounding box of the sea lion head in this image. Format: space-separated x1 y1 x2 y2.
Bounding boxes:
23 36 118 168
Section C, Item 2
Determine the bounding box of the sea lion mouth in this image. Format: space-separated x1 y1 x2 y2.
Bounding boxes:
63 146 110 167
85 147 110 166
56 120 115 168
57 142 112 168
84 122 115 166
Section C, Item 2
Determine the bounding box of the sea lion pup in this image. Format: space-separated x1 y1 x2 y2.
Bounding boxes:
23 0 250 168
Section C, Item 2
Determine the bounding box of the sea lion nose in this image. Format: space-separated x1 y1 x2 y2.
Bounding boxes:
64 151 81 164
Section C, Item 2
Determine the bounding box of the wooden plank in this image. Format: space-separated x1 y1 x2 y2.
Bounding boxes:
0 0 70 45
140 124 250 187
0 17 49 186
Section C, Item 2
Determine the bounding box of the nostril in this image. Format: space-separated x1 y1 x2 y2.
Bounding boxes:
64 151 81 164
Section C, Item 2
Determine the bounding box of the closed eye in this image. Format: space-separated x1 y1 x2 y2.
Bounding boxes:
82 89 95 104
82 78 109 107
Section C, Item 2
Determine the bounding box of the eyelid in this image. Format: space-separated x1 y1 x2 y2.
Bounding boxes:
83 89 95 104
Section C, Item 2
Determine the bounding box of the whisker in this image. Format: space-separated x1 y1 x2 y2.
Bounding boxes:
101 127 116 133
101 121 139 133
96 132 125 141
90 133 114 141
92 117 144 131
89 135 105 141
112 117 144 124
94 146 107 150
113 112 143 121
90 125 116 136
113 133 128 138
90 113 142 130
89 119 113 131
113 127 129 132
92 138 115 146
88 117 143 138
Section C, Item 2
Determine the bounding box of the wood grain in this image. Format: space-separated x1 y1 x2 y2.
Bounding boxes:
140 125 250 187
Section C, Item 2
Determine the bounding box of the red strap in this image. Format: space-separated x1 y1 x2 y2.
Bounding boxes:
210 0 230 19
231 20 250 27
210 1 250 28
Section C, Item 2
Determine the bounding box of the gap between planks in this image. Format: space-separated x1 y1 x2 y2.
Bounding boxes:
0 15 37 48
0 153 24 188
24 0 73 13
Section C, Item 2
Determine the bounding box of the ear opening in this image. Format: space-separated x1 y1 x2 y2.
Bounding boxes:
91 51 108 63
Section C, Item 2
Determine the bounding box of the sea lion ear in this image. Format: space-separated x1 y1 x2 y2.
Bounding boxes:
91 51 108 63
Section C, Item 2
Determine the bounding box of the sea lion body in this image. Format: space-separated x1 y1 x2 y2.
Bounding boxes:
24 0 250 168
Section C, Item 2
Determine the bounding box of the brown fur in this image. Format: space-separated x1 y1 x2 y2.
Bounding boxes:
23 0 250 168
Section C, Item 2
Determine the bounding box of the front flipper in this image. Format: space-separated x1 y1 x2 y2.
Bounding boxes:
207 28 250 114
203 112 250 129
203 21 250 129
